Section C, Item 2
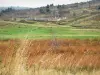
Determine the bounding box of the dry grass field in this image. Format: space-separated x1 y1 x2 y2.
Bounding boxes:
0 39 100 75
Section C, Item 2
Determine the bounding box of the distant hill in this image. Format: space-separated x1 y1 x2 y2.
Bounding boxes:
0 6 30 12
0 0 100 21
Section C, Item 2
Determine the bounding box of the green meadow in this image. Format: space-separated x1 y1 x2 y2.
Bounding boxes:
0 21 100 39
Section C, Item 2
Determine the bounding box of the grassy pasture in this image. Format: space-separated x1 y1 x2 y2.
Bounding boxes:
0 21 100 39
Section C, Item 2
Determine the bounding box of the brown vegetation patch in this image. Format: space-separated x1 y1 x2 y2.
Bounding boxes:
0 39 20 65
26 39 100 68
0 39 100 69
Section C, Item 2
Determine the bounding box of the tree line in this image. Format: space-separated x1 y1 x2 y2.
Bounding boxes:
0 7 14 16
39 4 65 14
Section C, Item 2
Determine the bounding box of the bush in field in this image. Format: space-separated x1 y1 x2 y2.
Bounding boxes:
19 20 36 24
19 20 26 23
98 6 100 10
57 21 67 25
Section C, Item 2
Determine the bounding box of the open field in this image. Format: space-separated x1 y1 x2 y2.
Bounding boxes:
0 21 100 39
0 39 100 75
0 16 100 75
0 0 100 75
